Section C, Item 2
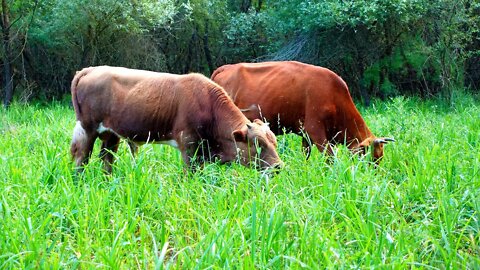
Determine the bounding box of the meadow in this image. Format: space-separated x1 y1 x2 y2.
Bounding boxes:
0 94 479 269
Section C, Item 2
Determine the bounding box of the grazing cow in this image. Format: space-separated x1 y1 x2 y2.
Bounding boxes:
70 66 283 173
211 61 394 162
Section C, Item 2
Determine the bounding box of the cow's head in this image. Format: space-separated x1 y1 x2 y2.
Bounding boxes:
233 119 284 171
358 136 395 163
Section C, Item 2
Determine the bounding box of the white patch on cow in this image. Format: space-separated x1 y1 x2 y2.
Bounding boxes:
97 122 117 135
132 139 178 148
97 122 179 149
97 122 127 140
72 121 87 147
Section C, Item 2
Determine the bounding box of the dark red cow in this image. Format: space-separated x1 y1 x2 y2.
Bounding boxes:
211 61 394 162
70 66 283 172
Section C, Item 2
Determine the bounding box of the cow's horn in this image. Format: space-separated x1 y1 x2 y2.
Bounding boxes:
374 138 388 144
246 123 253 129
374 137 395 144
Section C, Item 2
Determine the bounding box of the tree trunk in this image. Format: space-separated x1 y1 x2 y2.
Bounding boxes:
359 81 371 107
240 0 251 12
184 31 196 73
203 20 214 74
1 0 13 107
256 0 263 12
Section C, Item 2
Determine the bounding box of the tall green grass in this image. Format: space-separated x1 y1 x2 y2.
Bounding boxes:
0 95 479 269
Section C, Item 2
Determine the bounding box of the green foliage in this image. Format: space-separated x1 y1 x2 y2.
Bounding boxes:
334 0 427 28
223 10 271 61
145 0 229 74
1 0 479 101
1 95 480 267
22 0 177 99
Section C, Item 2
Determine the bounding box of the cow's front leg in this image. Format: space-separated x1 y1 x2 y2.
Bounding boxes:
303 120 334 158
178 133 204 172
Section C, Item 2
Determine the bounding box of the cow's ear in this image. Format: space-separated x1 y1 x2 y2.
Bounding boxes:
233 127 248 142
359 137 373 147
253 119 264 125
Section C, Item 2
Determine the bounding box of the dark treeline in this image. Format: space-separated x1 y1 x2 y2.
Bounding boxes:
1 0 479 106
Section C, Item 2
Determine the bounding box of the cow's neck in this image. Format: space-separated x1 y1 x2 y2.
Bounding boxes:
340 107 374 148
210 86 249 137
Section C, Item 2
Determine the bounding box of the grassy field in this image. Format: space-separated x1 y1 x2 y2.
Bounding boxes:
0 94 479 269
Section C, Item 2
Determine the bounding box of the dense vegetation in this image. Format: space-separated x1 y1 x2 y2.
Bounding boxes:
0 0 479 106
0 94 479 268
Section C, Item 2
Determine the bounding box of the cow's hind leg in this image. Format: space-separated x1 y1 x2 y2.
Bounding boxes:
99 133 121 173
71 121 97 173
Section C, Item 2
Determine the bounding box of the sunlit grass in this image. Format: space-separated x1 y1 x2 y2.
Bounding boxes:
0 95 479 268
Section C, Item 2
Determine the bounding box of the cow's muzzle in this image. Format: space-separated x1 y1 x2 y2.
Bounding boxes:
273 161 285 169
266 161 284 174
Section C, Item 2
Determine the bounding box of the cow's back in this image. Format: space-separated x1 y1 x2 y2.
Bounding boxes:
73 66 217 141
211 61 351 134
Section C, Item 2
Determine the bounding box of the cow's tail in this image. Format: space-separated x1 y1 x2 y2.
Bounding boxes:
71 67 93 118
210 65 229 81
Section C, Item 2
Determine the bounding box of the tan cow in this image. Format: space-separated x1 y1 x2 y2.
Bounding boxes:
70 66 283 172
211 61 394 162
